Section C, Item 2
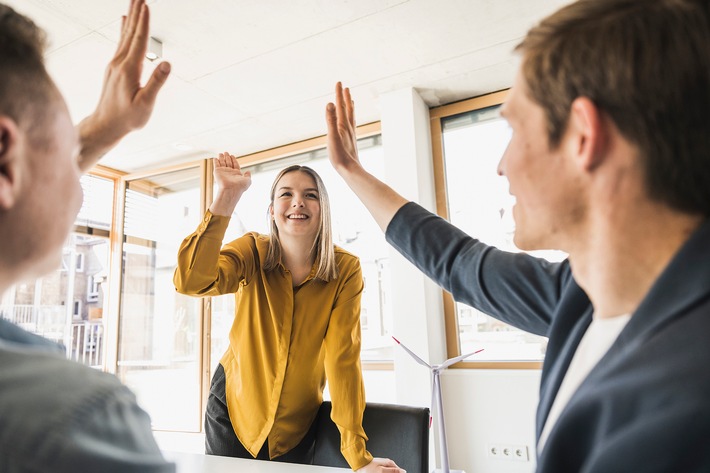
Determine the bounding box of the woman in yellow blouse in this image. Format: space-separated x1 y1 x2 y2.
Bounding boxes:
174 153 402 473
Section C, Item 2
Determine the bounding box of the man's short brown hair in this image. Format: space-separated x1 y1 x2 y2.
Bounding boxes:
0 4 55 143
517 0 710 217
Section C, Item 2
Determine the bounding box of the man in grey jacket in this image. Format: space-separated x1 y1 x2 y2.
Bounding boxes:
326 0 710 471
0 0 173 471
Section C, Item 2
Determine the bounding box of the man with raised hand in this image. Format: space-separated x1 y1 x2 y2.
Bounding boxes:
0 0 172 471
326 0 710 471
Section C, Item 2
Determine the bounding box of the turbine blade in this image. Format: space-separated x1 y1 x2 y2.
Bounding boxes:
438 348 484 369
392 336 431 368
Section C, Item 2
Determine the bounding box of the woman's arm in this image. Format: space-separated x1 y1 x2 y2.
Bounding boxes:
173 153 254 296
323 255 404 473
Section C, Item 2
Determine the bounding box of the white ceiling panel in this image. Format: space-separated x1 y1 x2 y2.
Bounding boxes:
181 118 290 158
2 0 90 51
142 0 409 82
44 32 116 121
256 95 375 147
4 0 574 172
99 73 251 168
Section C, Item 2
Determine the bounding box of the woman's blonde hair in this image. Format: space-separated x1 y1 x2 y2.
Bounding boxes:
263 165 338 281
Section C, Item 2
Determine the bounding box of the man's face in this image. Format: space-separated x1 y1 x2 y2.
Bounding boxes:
498 69 584 252
18 91 83 278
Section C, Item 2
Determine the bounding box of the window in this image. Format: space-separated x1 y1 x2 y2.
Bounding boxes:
117 165 204 432
87 275 100 302
431 91 564 366
73 300 82 318
75 253 85 273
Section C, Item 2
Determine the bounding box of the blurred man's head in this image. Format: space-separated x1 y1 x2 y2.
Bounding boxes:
0 4 83 290
517 0 710 217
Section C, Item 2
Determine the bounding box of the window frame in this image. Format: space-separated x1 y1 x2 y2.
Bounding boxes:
108 159 208 433
430 89 542 370
72 167 122 372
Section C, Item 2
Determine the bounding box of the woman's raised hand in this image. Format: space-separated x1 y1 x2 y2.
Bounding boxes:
209 152 252 217
213 152 252 194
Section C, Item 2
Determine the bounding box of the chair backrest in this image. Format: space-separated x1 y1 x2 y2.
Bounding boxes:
313 401 430 473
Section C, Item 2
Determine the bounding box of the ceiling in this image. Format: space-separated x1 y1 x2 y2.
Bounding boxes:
6 0 570 173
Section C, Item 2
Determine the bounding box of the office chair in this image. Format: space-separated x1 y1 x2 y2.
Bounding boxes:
313 401 430 473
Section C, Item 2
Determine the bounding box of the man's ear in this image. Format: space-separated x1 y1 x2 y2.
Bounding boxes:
0 116 22 210
568 97 608 172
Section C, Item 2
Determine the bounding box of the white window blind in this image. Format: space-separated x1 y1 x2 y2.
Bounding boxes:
75 175 114 231
123 188 160 243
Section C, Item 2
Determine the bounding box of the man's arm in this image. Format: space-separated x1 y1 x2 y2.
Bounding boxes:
325 82 566 336
325 82 407 231
77 0 170 172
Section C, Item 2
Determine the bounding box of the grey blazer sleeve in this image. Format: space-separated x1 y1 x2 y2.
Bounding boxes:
52 384 177 473
0 344 175 473
0 318 65 355
385 202 572 337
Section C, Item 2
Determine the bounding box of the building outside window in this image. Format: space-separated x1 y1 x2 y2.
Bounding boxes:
0 174 113 369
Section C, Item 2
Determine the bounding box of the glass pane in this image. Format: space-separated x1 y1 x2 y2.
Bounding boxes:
118 166 203 432
0 234 109 368
442 106 564 362
210 136 393 379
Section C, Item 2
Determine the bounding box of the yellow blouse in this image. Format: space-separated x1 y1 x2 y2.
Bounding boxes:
173 210 373 470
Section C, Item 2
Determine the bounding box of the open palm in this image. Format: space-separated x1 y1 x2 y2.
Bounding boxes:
326 82 361 172
213 152 251 194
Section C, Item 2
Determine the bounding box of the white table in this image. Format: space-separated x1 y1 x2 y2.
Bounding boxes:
163 451 351 473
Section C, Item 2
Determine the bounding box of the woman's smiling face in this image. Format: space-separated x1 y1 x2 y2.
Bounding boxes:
270 170 321 242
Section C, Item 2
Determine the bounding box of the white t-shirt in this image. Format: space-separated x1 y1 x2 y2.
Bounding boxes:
538 313 631 452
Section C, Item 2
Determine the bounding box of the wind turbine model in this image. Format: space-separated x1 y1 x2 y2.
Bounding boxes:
393 336 483 473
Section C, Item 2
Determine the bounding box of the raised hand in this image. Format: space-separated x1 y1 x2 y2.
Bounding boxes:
77 0 171 171
209 152 251 217
324 81 408 231
213 152 252 194
326 82 362 174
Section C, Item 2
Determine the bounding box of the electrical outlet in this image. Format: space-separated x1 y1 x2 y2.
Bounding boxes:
487 444 502 459
487 444 530 462
502 446 513 459
512 445 529 462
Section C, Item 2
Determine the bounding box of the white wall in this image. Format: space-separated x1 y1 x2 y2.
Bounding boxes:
380 87 541 473
443 370 540 473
